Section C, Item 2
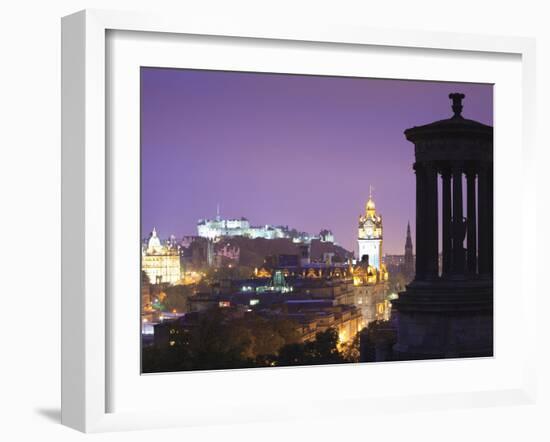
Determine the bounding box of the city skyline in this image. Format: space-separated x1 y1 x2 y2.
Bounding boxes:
141 68 493 254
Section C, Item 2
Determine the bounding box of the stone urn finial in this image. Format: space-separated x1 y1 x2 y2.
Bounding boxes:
449 92 465 118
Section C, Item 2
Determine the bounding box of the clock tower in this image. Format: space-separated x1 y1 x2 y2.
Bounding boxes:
357 187 383 270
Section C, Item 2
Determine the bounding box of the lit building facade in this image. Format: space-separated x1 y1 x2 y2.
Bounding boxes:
351 258 390 324
357 190 383 270
141 228 182 285
319 229 335 243
290 302 363 345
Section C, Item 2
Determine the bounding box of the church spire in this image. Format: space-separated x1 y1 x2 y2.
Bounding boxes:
404 221 414 278
405 221 412 248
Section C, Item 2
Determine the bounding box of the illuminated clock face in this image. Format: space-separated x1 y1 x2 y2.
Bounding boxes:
366 227 373 236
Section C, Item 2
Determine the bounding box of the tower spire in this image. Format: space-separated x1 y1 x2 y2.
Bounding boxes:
404 221 414 278
366 185 376 216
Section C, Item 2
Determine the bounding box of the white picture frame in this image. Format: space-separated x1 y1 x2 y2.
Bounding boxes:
61 9 537 433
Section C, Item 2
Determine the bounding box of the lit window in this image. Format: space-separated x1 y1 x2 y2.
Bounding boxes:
249 299 259 306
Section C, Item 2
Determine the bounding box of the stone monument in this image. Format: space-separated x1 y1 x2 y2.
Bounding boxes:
391 93 493 359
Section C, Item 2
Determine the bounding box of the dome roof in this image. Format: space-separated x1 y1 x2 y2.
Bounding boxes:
366 197 375 210
365 185 376 213
147 227 163 253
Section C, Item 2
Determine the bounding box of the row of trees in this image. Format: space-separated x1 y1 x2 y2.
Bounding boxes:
277 329 359 366
142 310 360 373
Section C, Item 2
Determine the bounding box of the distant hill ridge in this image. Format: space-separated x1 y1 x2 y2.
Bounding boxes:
216 237 353 267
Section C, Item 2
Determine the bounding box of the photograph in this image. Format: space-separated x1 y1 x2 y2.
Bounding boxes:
139 67 494 373
1 0 544 438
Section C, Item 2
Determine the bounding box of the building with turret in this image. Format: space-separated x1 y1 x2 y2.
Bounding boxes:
357 188 383 270
141 228 182 285
354 190 390 324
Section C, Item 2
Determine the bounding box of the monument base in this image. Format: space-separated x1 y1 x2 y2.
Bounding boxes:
391 279 493 360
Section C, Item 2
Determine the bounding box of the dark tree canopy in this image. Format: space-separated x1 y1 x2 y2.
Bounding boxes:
142 309 358 373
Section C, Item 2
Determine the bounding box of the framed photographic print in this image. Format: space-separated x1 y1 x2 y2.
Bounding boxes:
61 9 537 432
139 68 494 373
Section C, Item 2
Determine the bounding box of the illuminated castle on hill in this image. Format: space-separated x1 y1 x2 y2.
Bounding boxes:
197 206 335 244
357 187 383 270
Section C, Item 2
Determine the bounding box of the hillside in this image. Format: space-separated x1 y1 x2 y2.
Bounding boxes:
216 237 353 268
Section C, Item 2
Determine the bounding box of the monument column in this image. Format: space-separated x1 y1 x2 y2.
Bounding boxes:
452 162 465 275
441 167 452 277
414 162 426 281
466 168 477 275
478 163 490 277
425 162 439 280
488 165 494 276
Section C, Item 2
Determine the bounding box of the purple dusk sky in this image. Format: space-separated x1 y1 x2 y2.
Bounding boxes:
141 68 493 255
